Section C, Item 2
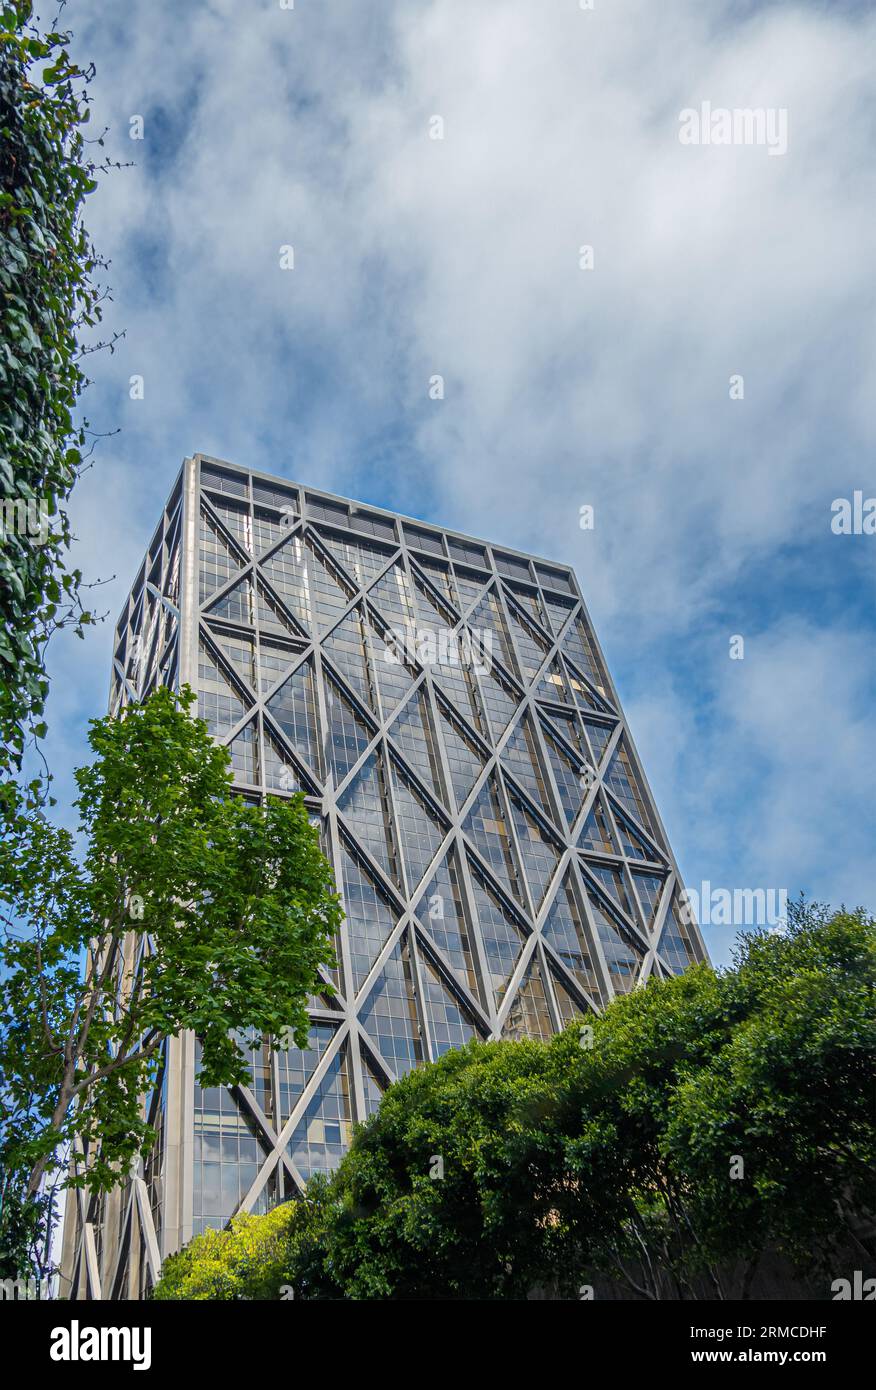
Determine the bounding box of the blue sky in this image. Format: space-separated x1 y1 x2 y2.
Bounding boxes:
44 0 875 968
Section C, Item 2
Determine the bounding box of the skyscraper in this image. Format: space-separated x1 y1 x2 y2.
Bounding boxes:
60 453 706 1299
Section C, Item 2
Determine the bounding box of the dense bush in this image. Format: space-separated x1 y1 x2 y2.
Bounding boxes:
153 901 876 1301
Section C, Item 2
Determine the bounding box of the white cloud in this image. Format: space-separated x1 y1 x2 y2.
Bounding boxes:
41 0 876 946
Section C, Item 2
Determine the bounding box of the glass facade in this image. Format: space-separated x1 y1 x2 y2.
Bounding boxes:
61 453 706 1299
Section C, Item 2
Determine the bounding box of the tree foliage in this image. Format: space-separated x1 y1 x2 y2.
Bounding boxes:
0 0 102 809
151 1204 299 1302
0 685 342 1274
152 901 875 1300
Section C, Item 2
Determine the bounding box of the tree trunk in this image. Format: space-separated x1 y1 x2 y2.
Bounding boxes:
26 1075 74 1198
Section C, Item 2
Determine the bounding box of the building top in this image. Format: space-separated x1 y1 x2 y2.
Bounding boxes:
120 452 584 648
195 452 577 590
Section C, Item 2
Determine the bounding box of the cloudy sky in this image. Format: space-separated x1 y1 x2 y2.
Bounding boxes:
46 0 875 966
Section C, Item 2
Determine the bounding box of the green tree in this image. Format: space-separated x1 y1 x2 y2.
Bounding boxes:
150 1178 344 1301
0 1 104 811
151 1204 298 1302
0 685 342 1274
152 901 875 1300
287 1038 566 1300
665 903 876 1286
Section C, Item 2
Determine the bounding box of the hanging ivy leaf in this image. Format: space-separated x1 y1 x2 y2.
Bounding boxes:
0 1 105 819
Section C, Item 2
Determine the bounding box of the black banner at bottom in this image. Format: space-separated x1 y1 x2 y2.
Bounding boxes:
2 1296 870 1376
